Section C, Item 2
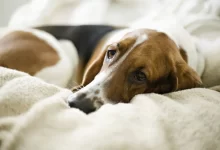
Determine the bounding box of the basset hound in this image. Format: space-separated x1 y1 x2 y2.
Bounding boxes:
67 26 205 114
0 25 218 114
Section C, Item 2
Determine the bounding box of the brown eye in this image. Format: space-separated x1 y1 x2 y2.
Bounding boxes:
130 71 146 83
107 50 116 59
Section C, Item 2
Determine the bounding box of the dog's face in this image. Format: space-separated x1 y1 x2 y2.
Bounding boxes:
68 29 202 113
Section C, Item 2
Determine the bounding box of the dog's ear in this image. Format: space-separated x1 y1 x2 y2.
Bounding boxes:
179 48 188 63
81 51 106 86
169 48 203 91
173 63 203 91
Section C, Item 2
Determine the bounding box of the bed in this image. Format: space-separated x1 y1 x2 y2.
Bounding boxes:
1 0 220 149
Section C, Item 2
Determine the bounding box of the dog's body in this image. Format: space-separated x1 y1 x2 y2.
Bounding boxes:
0 25 117 87
0 25 219 113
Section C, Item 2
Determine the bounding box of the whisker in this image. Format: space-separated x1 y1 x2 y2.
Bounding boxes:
71 84 85 92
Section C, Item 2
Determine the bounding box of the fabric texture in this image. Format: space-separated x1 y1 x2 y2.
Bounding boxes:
0 67 220 150
1 0 220 150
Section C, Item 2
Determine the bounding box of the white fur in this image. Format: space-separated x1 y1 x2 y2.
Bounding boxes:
104 29 135 45
194 38 220 87
58 39 79 86
30 29 77 87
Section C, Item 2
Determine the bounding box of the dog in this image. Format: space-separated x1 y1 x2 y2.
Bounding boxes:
1 25 218 114
66 26 205 114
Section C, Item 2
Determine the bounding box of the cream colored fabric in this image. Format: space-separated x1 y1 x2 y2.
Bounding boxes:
1 1 220 149
0 67 220 150
8 0 220 28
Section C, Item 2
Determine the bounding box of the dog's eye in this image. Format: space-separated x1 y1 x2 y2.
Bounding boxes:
107 49 116 59
131 71 147 83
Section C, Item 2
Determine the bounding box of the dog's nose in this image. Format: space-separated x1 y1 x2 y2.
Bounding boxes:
67 93 96 114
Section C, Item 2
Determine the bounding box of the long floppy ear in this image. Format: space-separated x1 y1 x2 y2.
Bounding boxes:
71 52 106 92
174 63 203 91
179 48 188 63
173 47 203 90
82 51 106 85
146 63 202 94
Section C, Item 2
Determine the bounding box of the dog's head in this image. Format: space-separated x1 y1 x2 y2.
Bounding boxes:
68 29 202 113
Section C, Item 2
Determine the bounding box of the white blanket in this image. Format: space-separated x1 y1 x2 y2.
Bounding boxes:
8 0 220 28
1 0 220 150
0 67 220 150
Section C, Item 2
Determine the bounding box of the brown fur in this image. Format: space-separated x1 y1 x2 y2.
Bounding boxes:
82 51 106 86
75 29 202 103
179 48 188 62
0 31 60 75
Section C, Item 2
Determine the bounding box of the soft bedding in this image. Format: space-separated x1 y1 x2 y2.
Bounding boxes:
0 67 220 150
1 0 220 150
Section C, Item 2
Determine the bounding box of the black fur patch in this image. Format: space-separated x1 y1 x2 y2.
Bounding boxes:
36 25 116 65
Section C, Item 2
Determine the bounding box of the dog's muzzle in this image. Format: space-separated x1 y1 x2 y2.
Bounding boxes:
67 93 96 114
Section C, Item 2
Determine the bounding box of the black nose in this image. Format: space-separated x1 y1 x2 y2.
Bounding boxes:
68 94 96 114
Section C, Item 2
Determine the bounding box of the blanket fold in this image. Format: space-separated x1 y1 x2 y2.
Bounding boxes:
0 67 220 150
1 0 220 149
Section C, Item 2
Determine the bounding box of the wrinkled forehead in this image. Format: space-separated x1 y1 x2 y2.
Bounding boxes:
109 29 179 70
105 29 155 45
102 29 178 69
115 29 175 56
122 29 156 40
